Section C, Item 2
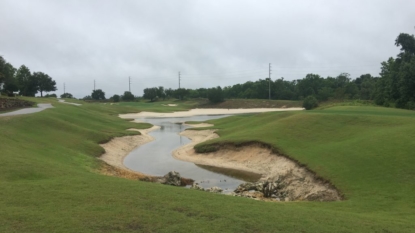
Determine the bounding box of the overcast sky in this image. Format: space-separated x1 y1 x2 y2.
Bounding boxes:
1 0 414 98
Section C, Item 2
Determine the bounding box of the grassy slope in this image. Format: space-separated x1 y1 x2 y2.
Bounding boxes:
1 99 414 232
196 106 415 231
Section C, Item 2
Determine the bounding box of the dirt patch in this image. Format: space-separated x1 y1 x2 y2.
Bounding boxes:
173 129 342 201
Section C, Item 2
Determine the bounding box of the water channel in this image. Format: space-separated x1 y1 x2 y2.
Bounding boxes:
124 115 261 192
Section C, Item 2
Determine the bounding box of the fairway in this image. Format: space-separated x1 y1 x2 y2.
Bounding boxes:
1 99 415 232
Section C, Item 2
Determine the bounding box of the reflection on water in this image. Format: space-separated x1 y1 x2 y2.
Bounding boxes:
195 164 262 183
124 115 260 191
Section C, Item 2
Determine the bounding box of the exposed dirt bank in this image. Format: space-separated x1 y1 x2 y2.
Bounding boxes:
119 108 304 118
173 127 342 201
99 126 160 173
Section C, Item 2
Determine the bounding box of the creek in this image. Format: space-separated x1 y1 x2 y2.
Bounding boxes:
124 115 261 192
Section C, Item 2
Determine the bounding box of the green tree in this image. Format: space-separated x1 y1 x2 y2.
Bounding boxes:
60 93 73 98
143 87 158 101
207 86 224 103
121 91 135 101
33 72 57 97
16 65 38 96
0 59 18 95
111 94 120 102
91 89 106 100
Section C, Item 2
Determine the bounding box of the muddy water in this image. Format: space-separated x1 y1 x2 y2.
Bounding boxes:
124 115 260 192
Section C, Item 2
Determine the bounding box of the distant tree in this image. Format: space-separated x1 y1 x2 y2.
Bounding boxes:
60 93 73 98
0 56 6 85
111 94 120 102
16 65 38 96
33 72 57 97
157 86 166 100
143 87 158 101
165 88 174 99
0 58 18 96
83 95 92 100
45 93 57 97
395 33 415 55
303 95 319 110
121 91 135 101
91 89 106 100
207 86 224 103
174 88 189 100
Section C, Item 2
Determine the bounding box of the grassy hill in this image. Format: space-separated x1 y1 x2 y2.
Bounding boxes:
1 98 414 232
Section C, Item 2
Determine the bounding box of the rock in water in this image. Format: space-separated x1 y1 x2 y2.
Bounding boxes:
161 171 182 186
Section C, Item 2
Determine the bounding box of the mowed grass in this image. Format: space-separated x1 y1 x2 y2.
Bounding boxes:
1 99 414 232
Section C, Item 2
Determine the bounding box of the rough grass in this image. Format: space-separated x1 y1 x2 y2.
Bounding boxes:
1 98 414 232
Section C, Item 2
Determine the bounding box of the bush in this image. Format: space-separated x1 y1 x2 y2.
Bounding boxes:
303 95 318 110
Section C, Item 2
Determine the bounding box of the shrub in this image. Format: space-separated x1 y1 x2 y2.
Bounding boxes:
303 95 318 110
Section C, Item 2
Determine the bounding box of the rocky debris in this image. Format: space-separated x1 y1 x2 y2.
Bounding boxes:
190 183 205 191
157 171 194 186
205 186 223 193
234 178 287 200
233 171 339 201
158 171 182 186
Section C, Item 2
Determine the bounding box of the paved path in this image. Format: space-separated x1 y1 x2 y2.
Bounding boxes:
0 103 54 117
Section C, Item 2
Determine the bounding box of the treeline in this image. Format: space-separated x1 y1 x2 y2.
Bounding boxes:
142 32 415 110
0 56 57 97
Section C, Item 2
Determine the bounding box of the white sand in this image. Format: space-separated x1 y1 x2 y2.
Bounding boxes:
119 107 303 118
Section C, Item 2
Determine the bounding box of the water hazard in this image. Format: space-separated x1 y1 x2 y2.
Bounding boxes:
124 115 261 192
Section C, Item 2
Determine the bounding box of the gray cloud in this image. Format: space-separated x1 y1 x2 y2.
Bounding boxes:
1 0 414 98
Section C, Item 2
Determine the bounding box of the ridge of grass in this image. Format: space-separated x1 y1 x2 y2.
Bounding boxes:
1 99 414 232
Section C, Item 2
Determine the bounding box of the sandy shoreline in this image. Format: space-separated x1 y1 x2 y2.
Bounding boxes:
99 126 160 172
119 107 303 118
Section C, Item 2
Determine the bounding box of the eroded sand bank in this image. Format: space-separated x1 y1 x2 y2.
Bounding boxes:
173 127 341 201
119 108 303 118
100 126 160 172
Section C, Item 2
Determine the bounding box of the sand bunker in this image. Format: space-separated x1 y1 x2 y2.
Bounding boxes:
119 107 303 118
174 128 341 201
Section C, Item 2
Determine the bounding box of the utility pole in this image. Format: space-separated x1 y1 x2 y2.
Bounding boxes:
129 76 131 92
94 80 96 91
178 71 181 89
269 63 272 100
63 83 66 94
